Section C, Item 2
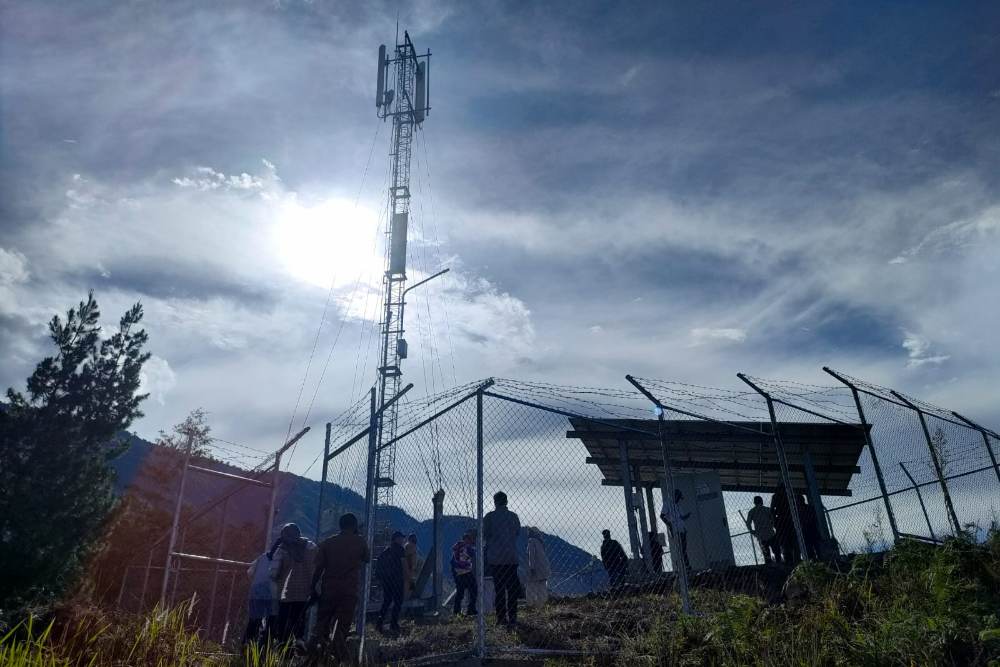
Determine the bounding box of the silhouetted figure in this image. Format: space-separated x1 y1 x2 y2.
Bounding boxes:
484 491 521 628
746 496 780 565
648 531 664 573
308 513 370 662
375 531 406 634
600 529 629 585
771 484 800 565
450 530 477 615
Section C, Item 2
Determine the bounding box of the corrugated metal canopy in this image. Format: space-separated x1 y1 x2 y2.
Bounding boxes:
569 418 867 496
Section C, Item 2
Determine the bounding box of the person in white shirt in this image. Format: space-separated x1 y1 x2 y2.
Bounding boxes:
524 527 551 607
243 552 278 646
660 489 692 571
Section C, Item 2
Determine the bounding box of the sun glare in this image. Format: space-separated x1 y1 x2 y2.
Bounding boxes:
275 197 383 289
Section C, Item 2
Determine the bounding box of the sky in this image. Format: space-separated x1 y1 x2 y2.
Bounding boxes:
2 0 1000 487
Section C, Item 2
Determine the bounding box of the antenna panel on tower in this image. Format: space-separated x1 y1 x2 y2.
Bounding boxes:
389 212 408 275
414 62 426 123
376 44 386 107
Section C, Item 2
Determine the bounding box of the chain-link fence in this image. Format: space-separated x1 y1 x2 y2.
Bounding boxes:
121 369 999 661
318 371 998 663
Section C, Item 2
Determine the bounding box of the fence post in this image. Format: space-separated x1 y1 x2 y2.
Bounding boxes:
475 389 486 658
634 469 651 570
625 375 692 614
432 488 445 610
951 412 1000 486
899 462 937 541
822 367 901 543
316 422 332 541
891 391 962 536
161 431 194 606
618 441 642 562
738 511 759 565
358 387 378 659
206 496 229 637
265 451 283 552
737 374 810 561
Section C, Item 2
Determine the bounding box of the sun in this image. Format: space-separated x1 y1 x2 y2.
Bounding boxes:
275 197 383 289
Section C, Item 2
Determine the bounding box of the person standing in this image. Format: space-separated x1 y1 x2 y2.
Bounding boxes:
746 496 780 565
524 527 551 607
660 489 692 571
403 533 420 600
600 529 629 585
243 551 278 647
375 531 406 634
307 513 370 662
771 484 800 565
483 491 521 628
272 523 317 642
450 530 477 616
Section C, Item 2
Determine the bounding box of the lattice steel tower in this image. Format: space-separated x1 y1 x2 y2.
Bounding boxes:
374 31 430 507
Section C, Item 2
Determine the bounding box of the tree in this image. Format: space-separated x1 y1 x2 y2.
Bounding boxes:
0 292 150 606
156 408 213 458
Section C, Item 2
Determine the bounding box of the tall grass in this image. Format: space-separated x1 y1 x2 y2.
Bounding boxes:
618 532 1000 666
0 598 288 667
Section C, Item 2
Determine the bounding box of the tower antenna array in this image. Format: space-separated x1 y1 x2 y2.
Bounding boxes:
373 31 432 508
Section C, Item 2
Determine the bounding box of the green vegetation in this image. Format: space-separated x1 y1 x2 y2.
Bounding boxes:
2 535 998 665
612 533 1000 666
0 599 287 667
0 293 150 611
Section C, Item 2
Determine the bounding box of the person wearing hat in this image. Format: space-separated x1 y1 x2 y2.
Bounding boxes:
375 531 406 634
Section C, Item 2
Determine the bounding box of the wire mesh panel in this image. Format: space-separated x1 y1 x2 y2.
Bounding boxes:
480 392 680 657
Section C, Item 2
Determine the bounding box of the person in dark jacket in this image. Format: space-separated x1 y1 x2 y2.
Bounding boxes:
483 491 521 627
375 531 406 634
600 529 629 585
307 513 369 662
450 530 477 615
771 484 800 565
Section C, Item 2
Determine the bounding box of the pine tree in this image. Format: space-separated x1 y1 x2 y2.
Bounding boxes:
0 292 150 606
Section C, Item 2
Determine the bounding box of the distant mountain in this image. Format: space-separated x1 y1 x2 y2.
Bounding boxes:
110 433 606 596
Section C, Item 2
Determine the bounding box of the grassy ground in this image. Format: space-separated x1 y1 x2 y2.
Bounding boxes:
3 534 999 666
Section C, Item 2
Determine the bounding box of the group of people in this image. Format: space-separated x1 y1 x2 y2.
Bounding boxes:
600 488 689 585
242 491 552 660
244 514 369 662
745 485 823 565
245 523 318 646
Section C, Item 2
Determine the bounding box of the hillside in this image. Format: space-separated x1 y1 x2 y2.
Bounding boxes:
107 433 603 596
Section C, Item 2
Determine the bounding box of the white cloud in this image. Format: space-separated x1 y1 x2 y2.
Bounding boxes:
902 331 949 368
690 327 747 345
139 355 178 405
0 248 29 285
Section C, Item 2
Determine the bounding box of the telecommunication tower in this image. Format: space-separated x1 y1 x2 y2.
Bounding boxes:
373 31 431 508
